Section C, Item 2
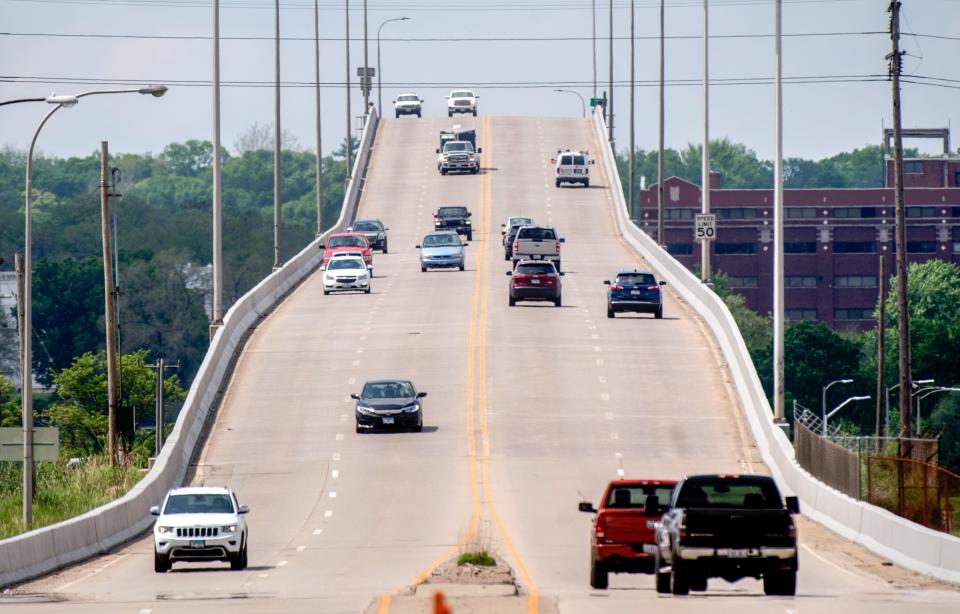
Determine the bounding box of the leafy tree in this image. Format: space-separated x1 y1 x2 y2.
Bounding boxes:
233 122 300 153
0 375 19 428
160 140 217 177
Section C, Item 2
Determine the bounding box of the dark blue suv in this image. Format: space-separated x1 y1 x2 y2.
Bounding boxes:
604 269 666 319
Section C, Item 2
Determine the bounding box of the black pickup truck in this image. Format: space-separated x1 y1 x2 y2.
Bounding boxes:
433 205 473 241
653 474 800 596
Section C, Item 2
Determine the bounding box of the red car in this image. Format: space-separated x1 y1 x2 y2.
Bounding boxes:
578 479 678 589
320 233 373 270
506 260 562 307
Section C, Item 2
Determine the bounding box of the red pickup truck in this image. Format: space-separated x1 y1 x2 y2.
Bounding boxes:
578 479 677 589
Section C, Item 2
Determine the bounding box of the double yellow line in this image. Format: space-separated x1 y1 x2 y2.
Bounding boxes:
380 117 538 614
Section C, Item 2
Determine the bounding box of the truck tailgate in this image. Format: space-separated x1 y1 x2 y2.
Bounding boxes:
683 509 793 548
602 510 654 544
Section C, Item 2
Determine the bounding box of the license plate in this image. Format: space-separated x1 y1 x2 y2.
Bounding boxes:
382 416 395 425
631 290 641 295
642 544 657 554
573 169 583 174
531 254 543 260
729 549 748 558
531 279 541 284
190 540 205 548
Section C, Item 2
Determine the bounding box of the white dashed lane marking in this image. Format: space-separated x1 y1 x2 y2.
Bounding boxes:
324 510 333 518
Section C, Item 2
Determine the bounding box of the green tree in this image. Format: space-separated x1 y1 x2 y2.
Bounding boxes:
0 375 19 428
160 140 217 177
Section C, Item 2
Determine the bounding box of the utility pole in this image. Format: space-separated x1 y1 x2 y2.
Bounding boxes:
628 0 635 221
657 0 665 245
99 141 120 467
345 0 353 173
876 254 886 439
773 0 785 424
314 0 324 236
149 358 179 456
362 0 369 112
211 0 224 334
16 252 32 529
701 0 711 283
273 0 282 270
888 0 912 441
608 0 614 143
592 0 597 99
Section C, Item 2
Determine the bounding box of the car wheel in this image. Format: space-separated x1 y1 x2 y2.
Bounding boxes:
466 231 473 241
417 111 422 118
364 286 371 294
670 559 690 595
441 168 448 175
655 307 663 319
509 296 516 307
154 550 170 573
412 419 423 433
230 541 245 570
584 179 590 188
323 289 330 296
504 252 510 261
554 297 562 307
459 264 465 271
607 306 615 318
589 557 609 590
471 167 479 175
448 111 453 117
356 421 363 434
764 569 796 596
395 111 399 119
382 240 388 254
654 551 671 594
691 575 707 592
421 266 427 272
472 110 477 117
555 180 561 188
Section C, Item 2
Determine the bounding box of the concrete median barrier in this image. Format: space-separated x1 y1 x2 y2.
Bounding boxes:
0 109 381 589
589 108 960 583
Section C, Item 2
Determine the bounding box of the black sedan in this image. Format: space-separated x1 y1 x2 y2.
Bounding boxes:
352 379 427 433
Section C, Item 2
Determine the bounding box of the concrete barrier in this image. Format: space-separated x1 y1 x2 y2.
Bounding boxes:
589 108 960 583
0 109 381 589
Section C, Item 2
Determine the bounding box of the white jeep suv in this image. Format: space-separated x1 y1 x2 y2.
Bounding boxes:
447 89 478 117
393 93 422 118
151 486 249 572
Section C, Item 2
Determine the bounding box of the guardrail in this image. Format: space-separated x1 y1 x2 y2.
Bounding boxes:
589 107 960 583
0 107 381 588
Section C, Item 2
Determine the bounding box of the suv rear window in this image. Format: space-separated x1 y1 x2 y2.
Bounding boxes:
439 207 469 217
515 263 557 275
517 227 556 241
616 273 656 285
606 485 675 509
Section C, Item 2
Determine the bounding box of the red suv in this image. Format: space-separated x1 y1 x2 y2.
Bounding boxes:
578 479 678 589
320 233 373 270
506 260 562 307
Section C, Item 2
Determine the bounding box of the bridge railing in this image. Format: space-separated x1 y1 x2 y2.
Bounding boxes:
589 106 960 583
0 108 381 588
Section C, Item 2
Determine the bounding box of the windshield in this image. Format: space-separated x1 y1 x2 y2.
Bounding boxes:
677 477 783 509
423 234 461 248
517 227 556 241
515 263 557 275
508 217 533 227
438 207 469 217
352 221 381 232
606 485 675 509
328 259 365 270
451 91 473 98
362 381 415 399
398 95 418 101
616 273 656 286
328 235 367 248
164 494 234 515
443 142 473 153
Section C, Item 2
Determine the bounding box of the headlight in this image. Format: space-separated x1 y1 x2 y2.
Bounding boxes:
403 402 421 413
465 220 472 225
358 273 369 280
157 526 174 534
222 524 238 533
357 405 376 415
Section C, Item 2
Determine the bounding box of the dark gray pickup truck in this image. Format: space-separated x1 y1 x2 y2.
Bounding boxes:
653 474 800 596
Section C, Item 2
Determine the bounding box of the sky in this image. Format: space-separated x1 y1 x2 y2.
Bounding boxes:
1 0 958 163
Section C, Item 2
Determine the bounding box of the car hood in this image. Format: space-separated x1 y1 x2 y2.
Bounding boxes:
396 100 420 106
358 397 418 410
155 513 239 527
421 246 463 256
327 246 369 255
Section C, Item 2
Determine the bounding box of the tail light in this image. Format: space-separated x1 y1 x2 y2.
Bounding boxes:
678 512 687 540
556 168 560 174
647 285 661 291
595 514 606 540
610 284 624 291
788 523 796 539
513 240 519 253
556 242 561 253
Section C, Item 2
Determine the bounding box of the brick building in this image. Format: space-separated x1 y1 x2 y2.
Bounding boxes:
636 129 960 330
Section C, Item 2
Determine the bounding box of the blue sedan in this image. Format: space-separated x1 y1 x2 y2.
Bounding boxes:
417 231 466 272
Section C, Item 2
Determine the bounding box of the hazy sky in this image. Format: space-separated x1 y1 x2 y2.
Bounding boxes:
1 0 958 162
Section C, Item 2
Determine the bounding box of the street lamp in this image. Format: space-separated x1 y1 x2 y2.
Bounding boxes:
21 85 166 529
884 378 934 437
914 386 960 435
821 378 853 430
823 395 871 436
553 89 585 118
377 16 410 113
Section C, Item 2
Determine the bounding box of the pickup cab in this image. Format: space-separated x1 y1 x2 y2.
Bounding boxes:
579 479 677 589
654 474 800 596
512 225 564 271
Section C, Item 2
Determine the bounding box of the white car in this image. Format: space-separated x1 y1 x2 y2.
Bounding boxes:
323 255 372 295
447 89 478 117
151 486 249 572
393 93 422 118
552 149 594 188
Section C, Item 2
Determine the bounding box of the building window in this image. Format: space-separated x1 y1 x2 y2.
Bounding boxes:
832 207 876 218
907 241 937 253
904 161 924 174
667 243 693 256
715 242 757 255
835 275 877 288
833 241 877 254
786 309 817 321
786 207 817 219
785 276 817 288
955 171 960 187
716 207 757 220
664 208 694 220
728 276 758 288
784 242 817 254
835 308 874 321
954 241 960 254
906 206 936 218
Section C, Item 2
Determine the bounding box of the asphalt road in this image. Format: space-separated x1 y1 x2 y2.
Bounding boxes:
5 116 959 613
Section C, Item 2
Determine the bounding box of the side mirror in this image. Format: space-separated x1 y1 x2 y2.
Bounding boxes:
603 280 611 285
150 505 160 516
477 147 483 154
415 244 422 249
367 265 373 270
475 95 480 99
644 495 660 517
346 227 353 232
318 244 325 249
660 280 668 286
385 227 390 231
467 212 472 217
578 501 597 514
417 392 428 398
436 148 441 154
559 272 565 277
589 160 596 165
350 393 360 399
549 158 556 164
559 238 566 243
391 100 396 103
238 504 250 514
505 271 512 276
785 496 800 515
319 266 326 271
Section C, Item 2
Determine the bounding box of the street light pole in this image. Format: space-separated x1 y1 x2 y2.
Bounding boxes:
773 0 786 424
212 0 224 332
363 0 369 112
98 141 120 467
553 89 585 118
824 395 872 437
608 0 614 143
628 0 635 222
914 387 960 435
657 0 665 245
821 378 853 433
377 17 410 113
701 0 711 283
314 0 324 236
885 378 934 437
273 0 282 270
345 0 352 173
592 0 597 100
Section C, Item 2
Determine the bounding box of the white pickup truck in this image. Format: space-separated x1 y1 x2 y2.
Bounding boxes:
511 225 565 272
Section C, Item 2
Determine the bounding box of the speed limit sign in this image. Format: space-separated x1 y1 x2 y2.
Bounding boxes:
695 214 716 241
